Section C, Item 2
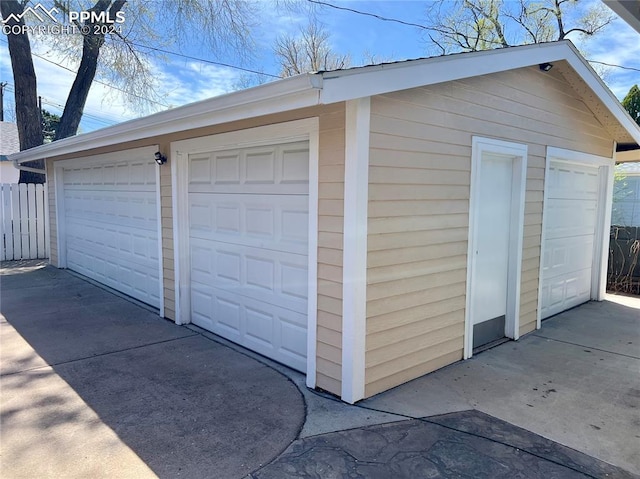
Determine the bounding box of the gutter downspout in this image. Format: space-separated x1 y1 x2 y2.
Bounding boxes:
13 158 46 175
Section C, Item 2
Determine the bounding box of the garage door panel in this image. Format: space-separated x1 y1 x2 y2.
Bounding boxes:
543 199 597 239
540 268 591 318
62 153 160 309
64 162 156 190
188 141 309 195
66 220 159 266
191 285 307 372
65 191 157 231
541 160 599 319
188 139 309 372
189 193 308 255
190 238 307 315
543 235 594 279
547 163 599 199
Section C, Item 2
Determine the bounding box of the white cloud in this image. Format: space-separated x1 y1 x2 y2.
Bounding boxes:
0 40 245 133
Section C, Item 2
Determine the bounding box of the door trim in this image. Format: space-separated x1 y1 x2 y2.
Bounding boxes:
465 137 528 359
537 147 614 327
171 118 320 384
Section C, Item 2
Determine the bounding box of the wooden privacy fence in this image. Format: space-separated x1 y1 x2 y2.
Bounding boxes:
1 183 49 261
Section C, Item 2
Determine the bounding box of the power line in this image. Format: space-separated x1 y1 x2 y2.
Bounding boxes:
307 0 429 30
307 0 640 73
3 82 119 125
116 39 280 79
587 60 640 73
0 38 170 107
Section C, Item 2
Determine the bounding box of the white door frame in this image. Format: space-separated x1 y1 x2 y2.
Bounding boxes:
464 137 528 359
170 118 319 387
537 146 614 328
52 145 164 315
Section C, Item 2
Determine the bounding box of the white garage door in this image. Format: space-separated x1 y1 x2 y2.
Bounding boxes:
188 141 309 371
540 161 600 319
61 150 161 308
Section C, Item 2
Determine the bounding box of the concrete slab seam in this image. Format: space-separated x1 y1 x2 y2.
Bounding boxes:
531 333 640 360
0 333 199 377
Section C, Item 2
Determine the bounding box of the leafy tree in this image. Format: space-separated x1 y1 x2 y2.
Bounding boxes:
274 19 349 77
1 0 258 183
423 0 616 53
42 109 61 143
622 85 640 126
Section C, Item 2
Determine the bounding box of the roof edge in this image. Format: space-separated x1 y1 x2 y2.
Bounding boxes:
12 73 322 163
318 40 640 145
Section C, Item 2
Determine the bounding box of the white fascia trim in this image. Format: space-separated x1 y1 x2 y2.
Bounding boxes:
341 97 370 404
320 41 640 146
11 74 322 164
604 1 640 34
561 42 640 145
321 42 574 104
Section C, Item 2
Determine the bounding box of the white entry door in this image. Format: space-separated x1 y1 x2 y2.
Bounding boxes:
187 141 309 371
540 161 600 319
473 154 513 323
471 153 514 347
58 148 161 308
467 137 527 357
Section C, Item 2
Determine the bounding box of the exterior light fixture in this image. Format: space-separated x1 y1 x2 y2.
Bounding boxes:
539 62 553 72
155 152 167 165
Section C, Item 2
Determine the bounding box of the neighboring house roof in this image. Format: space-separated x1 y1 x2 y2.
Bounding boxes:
10 40 640 165
0 122 20 162
604 0 640 33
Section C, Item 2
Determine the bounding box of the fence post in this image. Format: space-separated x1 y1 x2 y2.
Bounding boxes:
0 184 9 261
11 184 21 260
35 184 45 258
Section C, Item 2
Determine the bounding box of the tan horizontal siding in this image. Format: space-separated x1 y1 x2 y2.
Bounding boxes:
367 255 467 289
46 160 59 266
364 64 614 398
315 103 346 395
365 348 464 398
316 372 341 395
368 227 468 251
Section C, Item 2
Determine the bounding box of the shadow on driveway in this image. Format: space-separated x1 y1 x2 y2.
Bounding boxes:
1 264 305 478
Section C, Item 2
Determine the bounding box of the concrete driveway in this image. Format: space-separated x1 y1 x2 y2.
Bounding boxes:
1 261 638 478
1 262 305 478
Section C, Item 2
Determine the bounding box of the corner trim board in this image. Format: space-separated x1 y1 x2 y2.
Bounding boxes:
341 97 370 403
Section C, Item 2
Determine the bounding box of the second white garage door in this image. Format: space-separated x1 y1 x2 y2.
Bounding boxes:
188 141 310 371
540 160 600 319
59 148 161 308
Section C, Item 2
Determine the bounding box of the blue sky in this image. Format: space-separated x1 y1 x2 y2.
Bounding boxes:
1 0 638 133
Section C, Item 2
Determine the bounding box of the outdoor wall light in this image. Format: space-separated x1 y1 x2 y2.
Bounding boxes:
155 152 167 165
539 62 553 72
